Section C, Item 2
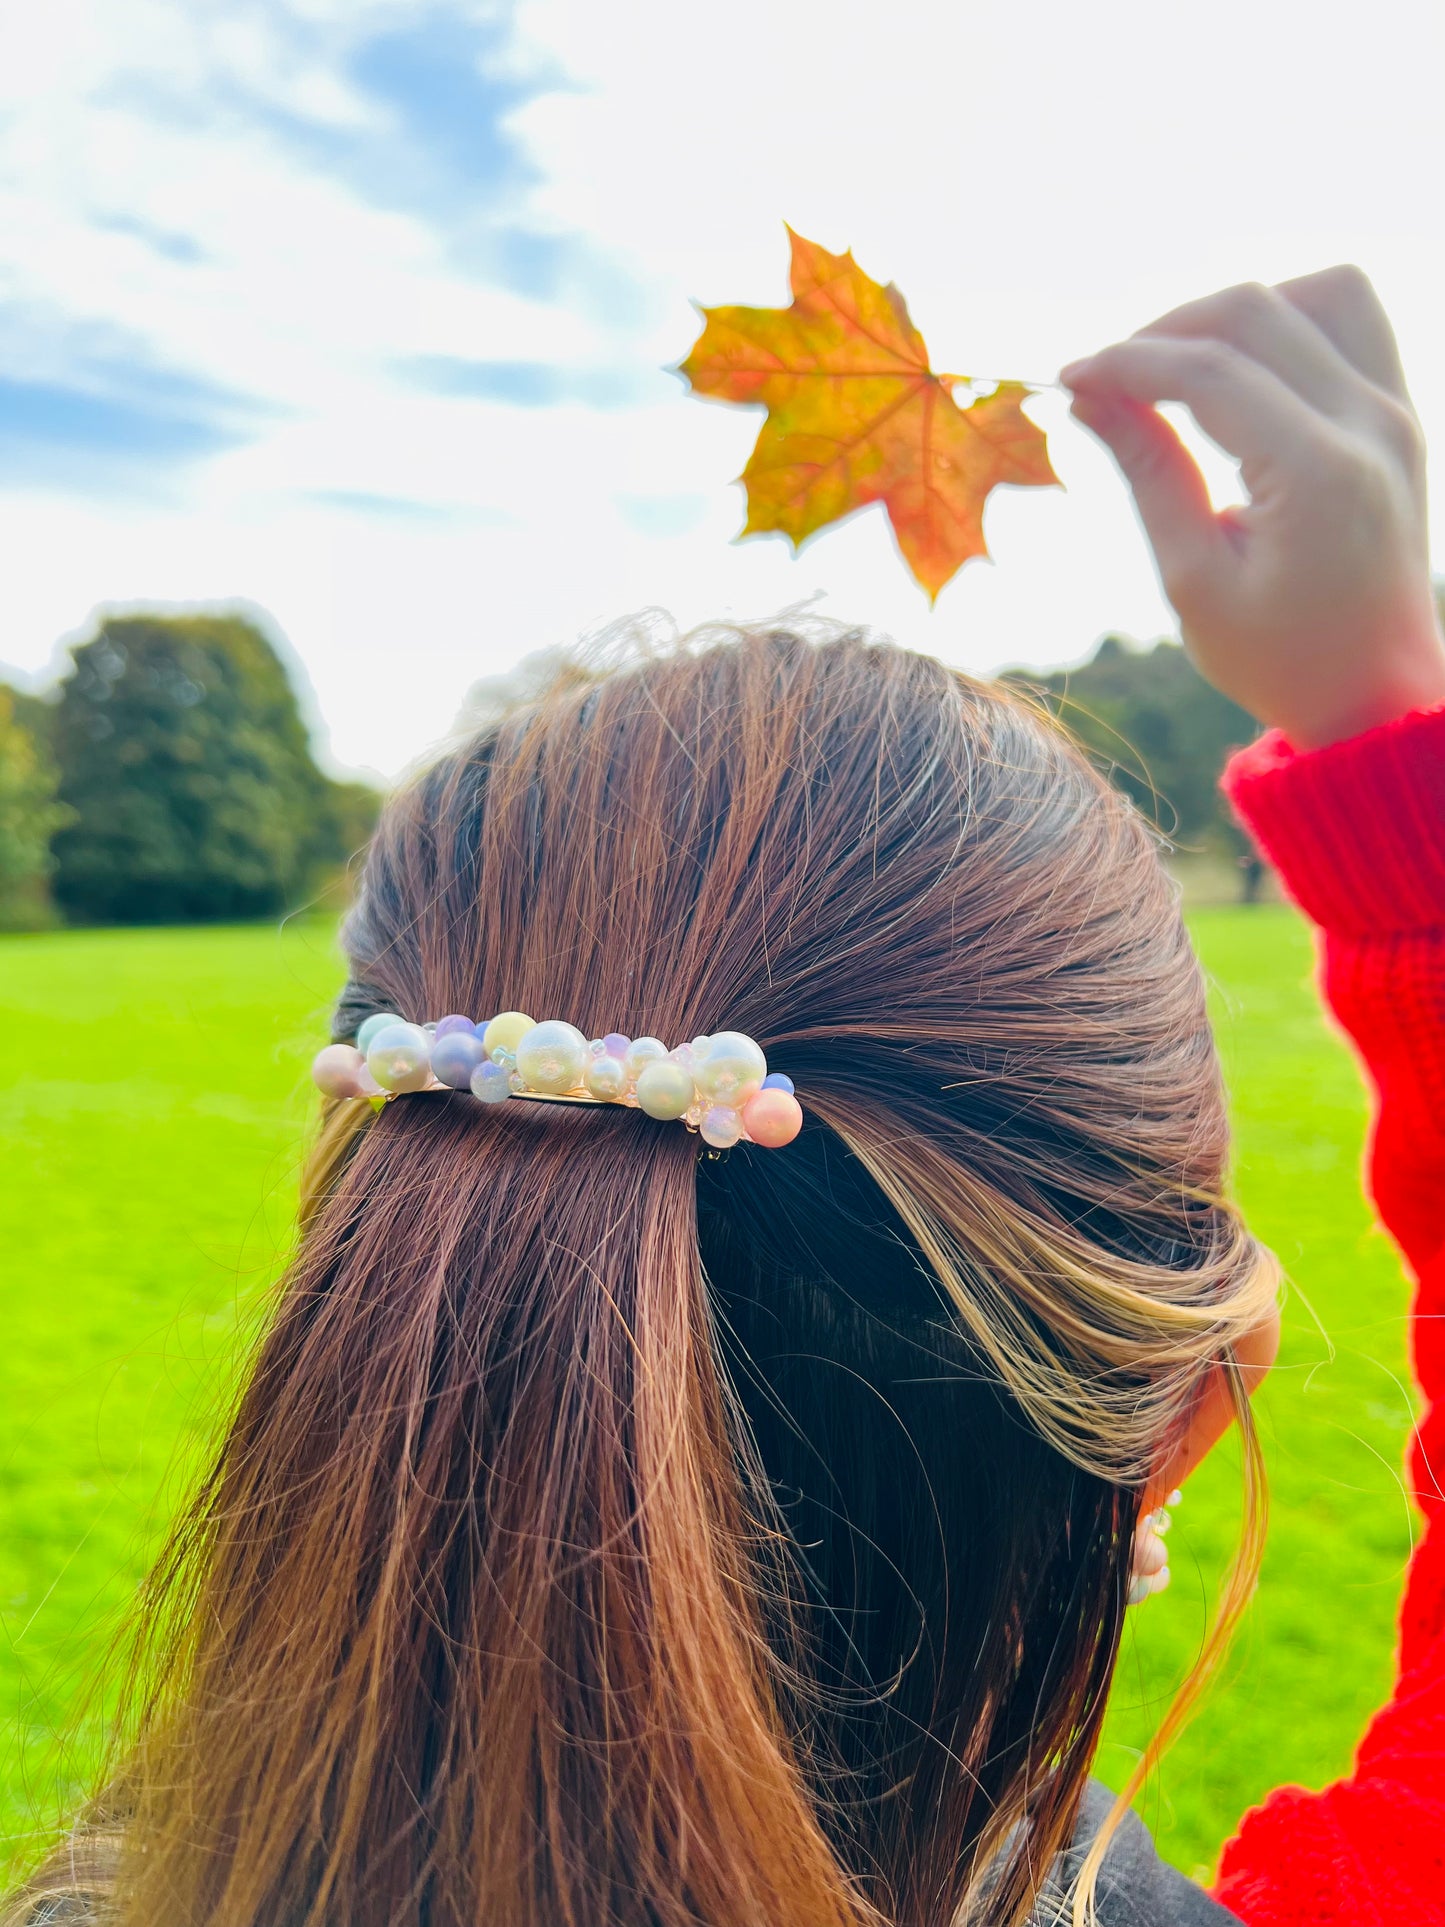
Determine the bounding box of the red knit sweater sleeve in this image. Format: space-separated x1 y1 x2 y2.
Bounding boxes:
1210 703 1445 1927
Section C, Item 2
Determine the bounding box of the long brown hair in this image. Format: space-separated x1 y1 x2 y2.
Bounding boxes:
14 620 1275 1926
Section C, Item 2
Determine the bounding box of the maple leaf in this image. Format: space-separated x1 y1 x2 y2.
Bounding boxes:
680 227 1059 601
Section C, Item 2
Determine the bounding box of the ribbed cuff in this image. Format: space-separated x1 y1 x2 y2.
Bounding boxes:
1220 705 1445 937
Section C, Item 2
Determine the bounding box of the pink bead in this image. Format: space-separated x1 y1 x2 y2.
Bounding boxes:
740 1087 802 1148
312 1043 369 1099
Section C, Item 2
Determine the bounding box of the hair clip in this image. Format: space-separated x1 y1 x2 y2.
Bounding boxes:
312 1011 803 1150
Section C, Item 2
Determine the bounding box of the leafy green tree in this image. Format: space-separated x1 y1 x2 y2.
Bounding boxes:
50 613 378 924
0 684 70 929
1004 635 1261 893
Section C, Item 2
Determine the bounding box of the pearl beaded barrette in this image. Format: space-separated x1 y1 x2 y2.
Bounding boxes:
311 1010 804 1151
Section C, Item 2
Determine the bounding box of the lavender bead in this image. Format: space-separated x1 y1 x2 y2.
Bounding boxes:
430 1030 488 1090
470 1060 512 1104
760 1072 795 1094
601 1031 630 1058
433 1014 477 1040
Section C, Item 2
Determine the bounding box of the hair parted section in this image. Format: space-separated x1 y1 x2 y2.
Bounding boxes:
11 617 1275 1927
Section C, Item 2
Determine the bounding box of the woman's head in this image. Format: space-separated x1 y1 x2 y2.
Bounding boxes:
46 621 1276 1927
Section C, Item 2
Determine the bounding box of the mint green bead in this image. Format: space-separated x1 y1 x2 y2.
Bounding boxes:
635 1060 695 1120
357 1011 404 1053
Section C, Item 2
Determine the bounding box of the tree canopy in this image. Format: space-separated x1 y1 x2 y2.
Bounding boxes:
0 684 70 929
1005 635 1259 857
49 612 377 924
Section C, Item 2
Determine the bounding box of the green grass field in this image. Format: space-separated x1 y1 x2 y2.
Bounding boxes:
0 909 1418 1886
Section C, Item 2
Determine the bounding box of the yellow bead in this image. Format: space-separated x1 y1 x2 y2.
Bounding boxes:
482 1010 535 1057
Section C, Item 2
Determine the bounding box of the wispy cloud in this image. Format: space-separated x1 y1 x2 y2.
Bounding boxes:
304 488 514 525
0 355 275 495
398 354 656 408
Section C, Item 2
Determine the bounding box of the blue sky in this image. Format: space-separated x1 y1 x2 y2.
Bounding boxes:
2 0 1442 774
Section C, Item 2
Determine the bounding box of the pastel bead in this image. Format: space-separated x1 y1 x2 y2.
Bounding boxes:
366 1021 432 1093
481 1010 535 1057
741 1088 803 1148
760 1072 794 1094
601 1032 630 1058
357 1011 404 1054
693 1030 766 1107
700 1105 742 1149
430 1030 489 1091
515 1020 590 1094
312 1043 368 1099
622 1036 667 1086
635 1060 695 1120
584 1054 627 1100
433 1014 477 1040
470 1060 512 1104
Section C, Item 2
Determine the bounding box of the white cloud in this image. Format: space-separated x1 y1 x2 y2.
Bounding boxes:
2 0 1442 773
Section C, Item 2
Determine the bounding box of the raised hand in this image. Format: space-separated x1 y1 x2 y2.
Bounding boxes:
1061 266 1445 748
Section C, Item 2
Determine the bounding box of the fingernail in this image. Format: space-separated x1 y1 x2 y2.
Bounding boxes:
1059 357 1097 387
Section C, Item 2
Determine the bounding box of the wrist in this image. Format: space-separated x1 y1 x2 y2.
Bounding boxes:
1279 640 1445 751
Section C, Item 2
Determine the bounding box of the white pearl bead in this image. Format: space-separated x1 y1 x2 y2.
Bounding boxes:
515 1020 589 1094
365 1022 432 1093
692 1030 766 1107
584 1054 627 1100
635 1060 695 1119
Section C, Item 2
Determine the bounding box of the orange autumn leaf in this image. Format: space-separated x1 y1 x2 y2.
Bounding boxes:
680 227 1059 600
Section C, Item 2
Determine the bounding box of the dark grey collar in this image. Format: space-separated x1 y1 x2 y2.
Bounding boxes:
1030 1781 1243 1926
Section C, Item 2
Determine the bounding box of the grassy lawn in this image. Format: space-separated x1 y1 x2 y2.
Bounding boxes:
0 907 1418 1885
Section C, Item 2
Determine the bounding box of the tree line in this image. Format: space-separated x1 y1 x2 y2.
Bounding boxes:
1 612 379 930
10 602 1390 931
1001 636 1263 895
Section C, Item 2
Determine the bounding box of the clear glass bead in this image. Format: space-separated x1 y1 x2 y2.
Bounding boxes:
700 1105 742 1149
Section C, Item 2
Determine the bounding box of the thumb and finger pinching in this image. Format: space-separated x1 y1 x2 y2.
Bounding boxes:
1065 387 1226 592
